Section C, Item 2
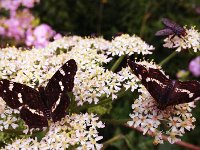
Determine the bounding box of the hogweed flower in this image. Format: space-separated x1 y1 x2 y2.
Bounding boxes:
108 34 154 56
128 86 196 144
163 26 200 52
0 33 156 149
0 35 143 148
4 113 105 150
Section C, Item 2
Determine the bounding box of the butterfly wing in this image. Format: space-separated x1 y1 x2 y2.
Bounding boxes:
167 80 200 106
147 68 172 106
20 107 48 128
155 28 174 36
162 18 181 29
128 60 171 105
161 18 185 35
0 79 48 128
128 59 149 87
50 93 70 122
45 59 77 122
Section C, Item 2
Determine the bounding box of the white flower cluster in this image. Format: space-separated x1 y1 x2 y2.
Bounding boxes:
108 34 154 56
0 97 20 131
128 87 196 144
0 34 148 148
163 27 200 52
118 67 139 92
4 113 105 150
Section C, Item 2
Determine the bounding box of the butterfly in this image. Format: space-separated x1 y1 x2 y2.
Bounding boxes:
128 59 200 109
155 18 187 37
0 59 77 129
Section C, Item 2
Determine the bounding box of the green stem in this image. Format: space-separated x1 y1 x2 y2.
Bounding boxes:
159 51 178 66
3 129 25 135
102 134 124 150
110 55 125 72
102 133 134 150
102 119 131 125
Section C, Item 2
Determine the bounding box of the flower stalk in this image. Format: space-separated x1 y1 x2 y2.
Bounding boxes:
159 51 178 66
110 55 126 72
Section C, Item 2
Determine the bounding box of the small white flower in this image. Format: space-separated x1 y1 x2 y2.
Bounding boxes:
4 113 104 150
128 87 196 144
163 26 200 52
107 34 154 56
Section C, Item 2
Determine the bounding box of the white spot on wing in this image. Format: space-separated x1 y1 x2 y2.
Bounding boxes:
189 93 194 98
51 94 61 112
59 69 65 76
9 83 14 91
149 78 167 88
3 90 6 93
18 93 23 103
25 105 44 116
175 88 194 98
59 81 64 91
146 77 150 82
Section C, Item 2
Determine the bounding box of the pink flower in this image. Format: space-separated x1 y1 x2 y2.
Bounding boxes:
0 0 21 11
189 56 200 77
25 24 59 48
0 26 5 35
4 18 24 40
21 0 38 8
0 0 39 11
0 9 35 41
54 33 62 40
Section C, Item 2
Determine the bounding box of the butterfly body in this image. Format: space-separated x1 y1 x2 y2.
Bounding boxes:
37 87 51 119
157 80 177 109
155 18 186 37
0 59 77 129
128 60 200 109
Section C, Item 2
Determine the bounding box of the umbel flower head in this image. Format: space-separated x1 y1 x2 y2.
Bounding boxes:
127 60 198 144
107 34 154 56
163 26 200 52
0 34 152 148
127 58 197 145
4 113 105 150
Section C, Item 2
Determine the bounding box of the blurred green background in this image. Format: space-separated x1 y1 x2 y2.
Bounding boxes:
33 0 200 149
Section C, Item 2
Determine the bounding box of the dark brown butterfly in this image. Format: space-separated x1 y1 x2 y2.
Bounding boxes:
128 59 200 109
0 59 77 129
155 18 187 37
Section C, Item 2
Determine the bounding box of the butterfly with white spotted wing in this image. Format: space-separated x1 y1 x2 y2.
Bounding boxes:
0 59 77 129
128 59 200 109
